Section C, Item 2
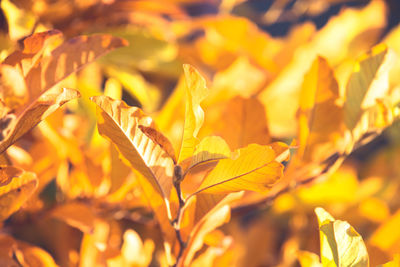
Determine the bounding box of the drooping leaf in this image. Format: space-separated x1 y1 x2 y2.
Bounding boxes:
178 64 209 165
0 166 38 221
3 30 62 76
298 56 345 162
185 136 231 172
0 88 80 154
315 207 369 267
194 143 285 195
25 34 128 101
344 45 395 131
91 95 174 210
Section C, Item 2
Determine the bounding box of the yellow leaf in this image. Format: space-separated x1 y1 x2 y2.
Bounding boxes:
184 135 231 172
4 30 62 77
298 56 344 162
178 64 209 164
25 34 128 101
91 95 174 213
179 191 243 267
315 207 369 267
0 88 80 154
0 166 38 221
216 96 271 150
344 44 395 131
194 143 285 194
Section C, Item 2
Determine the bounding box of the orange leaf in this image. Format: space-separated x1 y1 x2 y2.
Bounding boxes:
0 88 80 154
25 34 128 101
0 165 37 221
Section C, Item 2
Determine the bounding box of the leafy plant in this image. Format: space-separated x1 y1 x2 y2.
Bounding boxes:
1 0 400 266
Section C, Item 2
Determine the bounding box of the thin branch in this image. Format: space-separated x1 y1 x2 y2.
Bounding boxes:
171 165 187 267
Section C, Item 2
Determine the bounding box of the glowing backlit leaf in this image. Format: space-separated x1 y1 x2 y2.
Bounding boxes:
0 88 80 154
315 207 369 267
298 56 344 162
25 34 128 101
184 136 231 172
91 96 174 209
344 45 395 131
178 64 209 164
0 166 38 221
194 143 285 194
4 30 62 76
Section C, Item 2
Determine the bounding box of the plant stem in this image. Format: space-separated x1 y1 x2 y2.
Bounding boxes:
172 165 186 267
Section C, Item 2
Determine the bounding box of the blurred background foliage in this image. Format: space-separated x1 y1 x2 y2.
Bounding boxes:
1 0 400 266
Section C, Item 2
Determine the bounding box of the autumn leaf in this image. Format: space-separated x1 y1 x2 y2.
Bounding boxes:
297 56 344 162
91 95 174 211
192 143 285 195
0 88 80 154
315 207 369 267
344 44 395 131
178 64 209 166
0 166 38 221
3 30 62 76
178 191 244 267
216 96 271 150
185 136 231 173
24 34 128 101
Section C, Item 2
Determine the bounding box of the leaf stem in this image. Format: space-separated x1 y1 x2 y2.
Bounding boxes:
172 165 187 267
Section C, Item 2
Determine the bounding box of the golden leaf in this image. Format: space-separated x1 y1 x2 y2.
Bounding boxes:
0 166 37 221
344 45 395 131
187 136 231 170
3 30 62 76
25 34 128 101
298 56 344 162
178 64 209 165
91 95 174 212
315 207 369 267
194 143 285 195
216 96 270 150
0 87 80 154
